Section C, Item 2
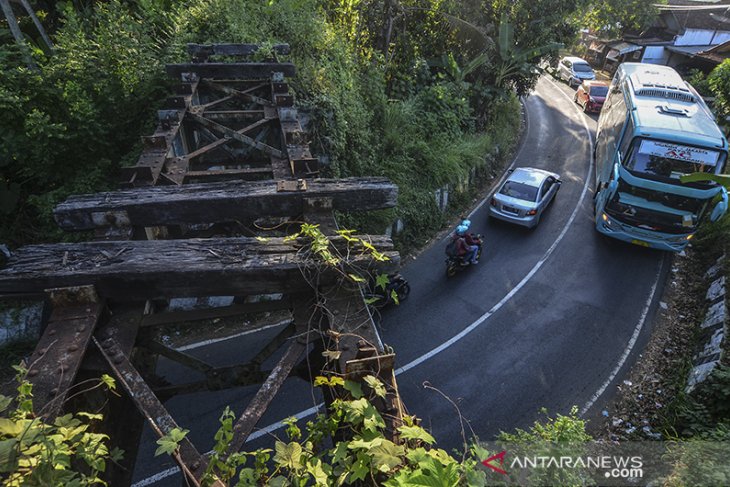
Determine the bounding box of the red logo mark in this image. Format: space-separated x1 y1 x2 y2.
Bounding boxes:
482 451 507 475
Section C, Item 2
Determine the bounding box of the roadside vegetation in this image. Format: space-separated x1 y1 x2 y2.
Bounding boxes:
7 0 730 485
0 0 584 253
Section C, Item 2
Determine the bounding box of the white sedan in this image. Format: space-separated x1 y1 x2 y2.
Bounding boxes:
488 167 561 228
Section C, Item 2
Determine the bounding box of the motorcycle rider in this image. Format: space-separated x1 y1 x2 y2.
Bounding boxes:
452 224 479 265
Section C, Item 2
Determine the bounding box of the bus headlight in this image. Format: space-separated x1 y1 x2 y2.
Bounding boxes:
602 213 609 223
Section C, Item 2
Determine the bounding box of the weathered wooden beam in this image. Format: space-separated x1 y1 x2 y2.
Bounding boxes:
187 43 291 59
188 112 284 158
166 63 296 80
54 178 398 230
94 336 222 487
0 236 399 299
183 168 273 183
26 286 104 419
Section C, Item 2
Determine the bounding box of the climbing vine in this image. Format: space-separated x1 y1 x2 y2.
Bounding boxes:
157 375 489 486
0 366 122 486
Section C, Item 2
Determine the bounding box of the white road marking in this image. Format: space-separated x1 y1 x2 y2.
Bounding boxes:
579 258 664 416
176 320 290 351
135 77 596 485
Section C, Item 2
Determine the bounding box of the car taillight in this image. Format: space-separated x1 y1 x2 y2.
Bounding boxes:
526 209 537 216
490 198 497 207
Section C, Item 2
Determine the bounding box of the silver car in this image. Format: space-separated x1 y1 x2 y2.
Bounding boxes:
558 56 596 87
488 167 561 228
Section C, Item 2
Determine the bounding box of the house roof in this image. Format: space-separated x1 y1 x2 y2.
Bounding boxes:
660 0 730 31
666 44 716 56
697 39 730 63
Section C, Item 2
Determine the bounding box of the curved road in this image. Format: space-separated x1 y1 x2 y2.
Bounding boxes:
132 76 669 485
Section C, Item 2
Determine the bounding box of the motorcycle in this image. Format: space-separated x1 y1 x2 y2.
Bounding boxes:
365 272 411 307
445 235 483 278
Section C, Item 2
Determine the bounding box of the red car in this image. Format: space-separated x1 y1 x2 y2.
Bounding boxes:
574 80 609 113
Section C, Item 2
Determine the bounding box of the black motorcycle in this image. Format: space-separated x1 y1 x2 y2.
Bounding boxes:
445 235 483 277
365 272 411 307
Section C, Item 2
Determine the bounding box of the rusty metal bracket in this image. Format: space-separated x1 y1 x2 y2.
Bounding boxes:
94 336 223 487
26 285 103 419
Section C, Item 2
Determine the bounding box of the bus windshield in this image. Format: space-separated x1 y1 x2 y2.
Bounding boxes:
605 178 708 233
624 138 722 180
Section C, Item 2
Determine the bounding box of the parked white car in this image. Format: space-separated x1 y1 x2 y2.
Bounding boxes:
558 56 595 87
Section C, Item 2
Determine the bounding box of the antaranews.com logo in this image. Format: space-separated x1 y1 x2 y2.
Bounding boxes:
481 449 643 482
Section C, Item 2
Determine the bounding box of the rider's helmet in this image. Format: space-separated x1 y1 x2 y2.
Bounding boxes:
455 224 468 235
461 219 471 229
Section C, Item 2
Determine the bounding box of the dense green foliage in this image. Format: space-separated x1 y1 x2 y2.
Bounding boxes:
580 0 665 38
172 375 492 486
0 0 584 250
0 367 121 486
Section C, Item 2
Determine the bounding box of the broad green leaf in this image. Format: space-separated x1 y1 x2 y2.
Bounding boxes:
331 441 349 465
363 375 386 398
347 437 383 450
364 296 381 305
0 395 12 414
681 172 730 188
390 289 400 305
343 380 363 399
100 374 116 391
348 273 366 283
0 418 24 436
77 412 103 421
267 475 290 487
398 425 435 445
273 441 302 470
375 273 390 290
306 457 329 486
0 438 18 473
369 440 404 473
349 452 371 482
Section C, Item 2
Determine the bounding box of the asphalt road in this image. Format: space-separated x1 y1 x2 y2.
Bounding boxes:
131 76 669 485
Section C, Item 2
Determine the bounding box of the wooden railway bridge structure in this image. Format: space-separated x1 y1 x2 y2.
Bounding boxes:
0 44 403 485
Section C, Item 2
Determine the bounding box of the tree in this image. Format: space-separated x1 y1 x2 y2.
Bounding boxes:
581 0 665 38
708 58 730 128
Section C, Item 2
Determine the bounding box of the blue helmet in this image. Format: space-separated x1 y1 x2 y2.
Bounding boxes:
461 219 471 229
456 224 468 235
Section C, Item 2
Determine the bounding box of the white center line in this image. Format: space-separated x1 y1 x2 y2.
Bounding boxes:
134 77 594 486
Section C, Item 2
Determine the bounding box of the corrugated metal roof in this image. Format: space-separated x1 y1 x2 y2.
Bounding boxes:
666 44 715 55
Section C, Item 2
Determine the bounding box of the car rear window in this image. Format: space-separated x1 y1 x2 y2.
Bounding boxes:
590 86 608 97
573 63 593 73
499 181 539 202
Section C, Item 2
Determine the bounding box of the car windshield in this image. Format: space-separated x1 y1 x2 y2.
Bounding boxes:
499 180 539 202
624 138 721 181
605 178 707 233
573 63 592 73
589 86 608 97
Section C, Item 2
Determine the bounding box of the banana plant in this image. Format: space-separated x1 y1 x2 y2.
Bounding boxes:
441 12 561 90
